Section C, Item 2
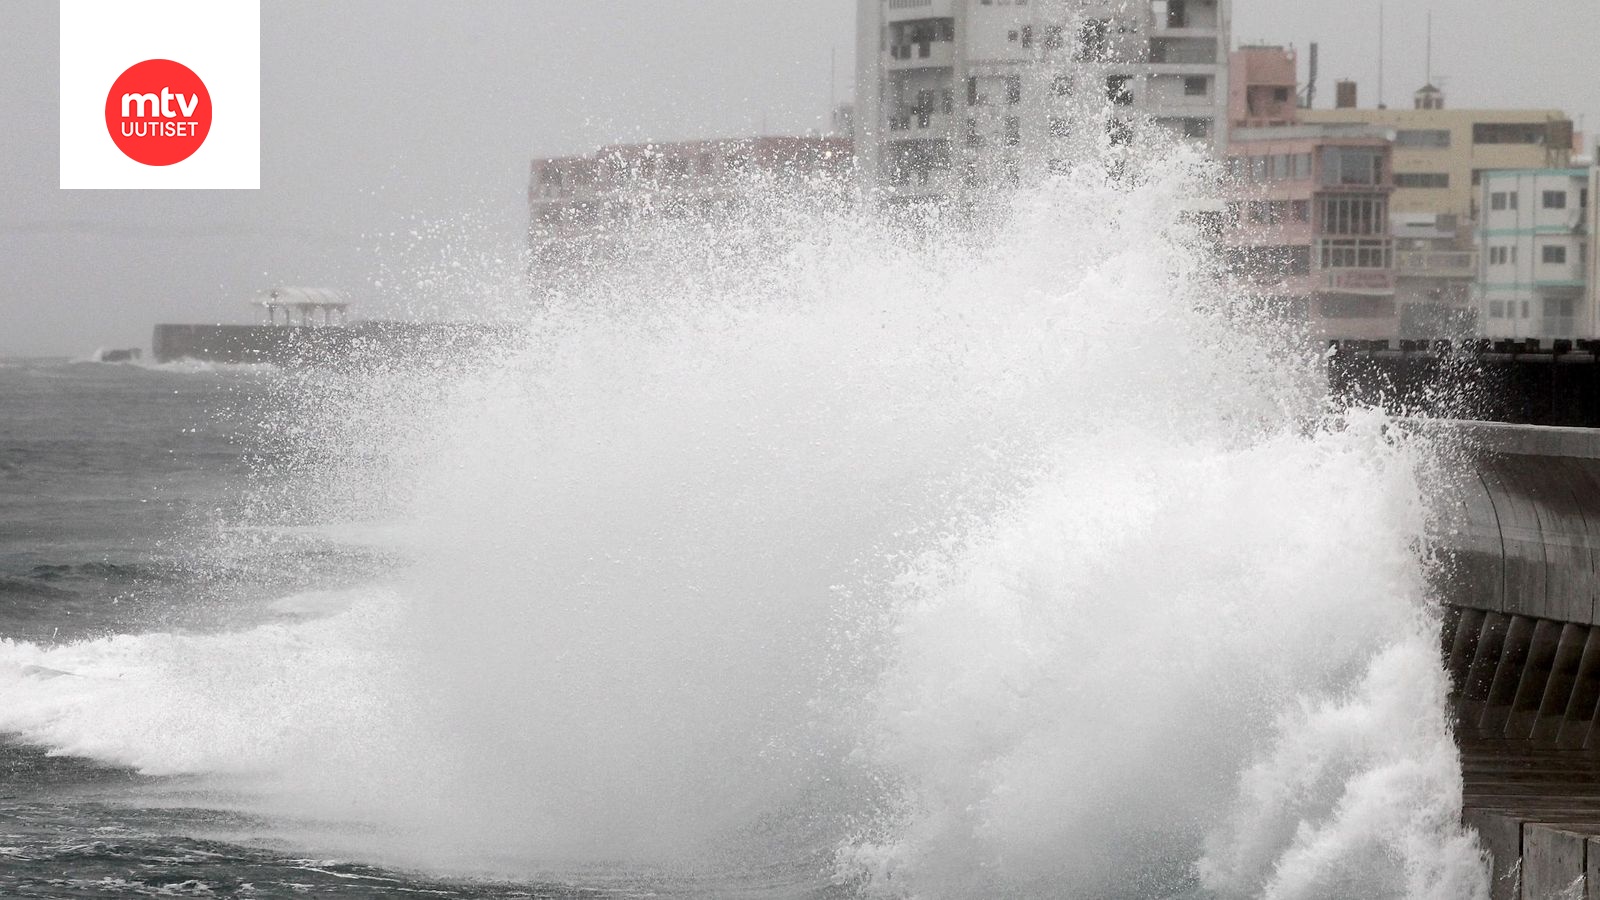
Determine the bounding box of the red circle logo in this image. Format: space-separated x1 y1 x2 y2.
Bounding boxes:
104 59 212 166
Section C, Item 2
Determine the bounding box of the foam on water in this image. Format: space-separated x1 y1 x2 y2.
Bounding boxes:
0 152 1487 896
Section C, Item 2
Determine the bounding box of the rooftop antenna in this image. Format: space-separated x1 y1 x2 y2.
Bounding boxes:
829 46 837 116
1377 0 1386 108
1425 10 1433 85
1304 41 1319 109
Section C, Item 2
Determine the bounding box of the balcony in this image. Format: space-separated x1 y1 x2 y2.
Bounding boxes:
1323 269 1395 295
886 41 955 69
1395 250 1477 280
885 0 954 23
1148 37 1218 65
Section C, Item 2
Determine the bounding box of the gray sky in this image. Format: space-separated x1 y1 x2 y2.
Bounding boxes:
2 1 1596 357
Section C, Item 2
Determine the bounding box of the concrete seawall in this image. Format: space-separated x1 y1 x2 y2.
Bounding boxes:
152 322 515 365
1430 423 1600 899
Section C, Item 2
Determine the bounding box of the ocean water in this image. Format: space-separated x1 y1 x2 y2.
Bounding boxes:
1 159 1489 898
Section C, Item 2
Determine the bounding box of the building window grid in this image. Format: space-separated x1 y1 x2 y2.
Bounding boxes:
1317 196 1387 236
1395 129 1452 148
1394 172 1450 189
1317 239 1392 270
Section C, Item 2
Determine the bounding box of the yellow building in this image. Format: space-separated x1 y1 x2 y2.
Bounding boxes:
1302 87 1573 231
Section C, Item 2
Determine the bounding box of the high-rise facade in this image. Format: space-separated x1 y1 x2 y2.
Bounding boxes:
854 0 1231 202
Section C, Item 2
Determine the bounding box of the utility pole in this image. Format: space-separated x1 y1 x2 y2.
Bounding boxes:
1425 10 1433 85
1377 0 1386 108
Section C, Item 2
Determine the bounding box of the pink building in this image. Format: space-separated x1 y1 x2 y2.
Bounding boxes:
1222 46 1398 341
1229 45 1299 130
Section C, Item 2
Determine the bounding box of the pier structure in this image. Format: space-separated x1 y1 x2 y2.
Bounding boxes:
258 286 351 327
153 287 508 365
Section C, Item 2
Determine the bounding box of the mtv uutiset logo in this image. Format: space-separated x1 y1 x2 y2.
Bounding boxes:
106 59 213 166
61 1 258 189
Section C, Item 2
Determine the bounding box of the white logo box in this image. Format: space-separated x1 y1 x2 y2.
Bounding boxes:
60 0 259 190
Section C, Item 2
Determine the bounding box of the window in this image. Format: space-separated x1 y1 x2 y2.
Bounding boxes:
966 118 983 147
1321 147 1383 186
1273 87 1290 102
1474 122 1548 145
1166 0 1187 27
1395 129 1452 148
1490 301 1505 318
1043 25 1064 50
1106 75 1133 105
1490 192 1507 211
1292 200 1310 221
1051 74 1072 96
1181 118 1209 139
1317 238 1391 269
942 88 954 114
1543 245 1568 264
967 76 980 106
1076 18 1111 62
1490 246 1507 265
1020 25 1033 48
1107 117 1132 145
1523 301 1530 319
1394 172 1449 189
1543 190 1568 209
1004 116 1021 146
1008 29 1018 42
1184 76 1207 97
1318 196 1388 235
1006 75 1022 104
1048 115 1069 138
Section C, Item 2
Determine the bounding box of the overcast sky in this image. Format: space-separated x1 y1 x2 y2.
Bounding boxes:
2 1 1596 357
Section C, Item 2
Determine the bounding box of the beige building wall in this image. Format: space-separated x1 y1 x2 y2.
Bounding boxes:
1301 106 1572 227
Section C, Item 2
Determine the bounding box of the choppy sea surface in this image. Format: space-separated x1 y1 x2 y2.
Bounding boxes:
0 360 664 899
0 165 1491 900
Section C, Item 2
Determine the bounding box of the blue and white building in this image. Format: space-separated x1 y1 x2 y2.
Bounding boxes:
1476 166 1596 339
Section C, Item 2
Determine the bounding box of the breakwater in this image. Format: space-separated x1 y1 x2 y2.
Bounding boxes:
152 321 512 365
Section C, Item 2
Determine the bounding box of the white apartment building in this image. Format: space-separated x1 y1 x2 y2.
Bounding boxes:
1477 167 1594 339
855 0 1231 202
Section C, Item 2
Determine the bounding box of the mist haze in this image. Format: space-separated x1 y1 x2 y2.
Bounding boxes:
1 0 1596 356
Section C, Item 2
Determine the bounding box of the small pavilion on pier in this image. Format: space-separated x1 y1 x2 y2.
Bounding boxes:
257 287 351 327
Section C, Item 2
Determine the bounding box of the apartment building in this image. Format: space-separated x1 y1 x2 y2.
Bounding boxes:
528 136 853 288
1223 124 1397 340
1476 167 1594 339
1301 87 1574 232
854 0 1231 201
1218 46 1397 340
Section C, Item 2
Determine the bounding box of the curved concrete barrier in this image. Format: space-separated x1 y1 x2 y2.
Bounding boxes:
1429 424 1600 900
1432 422 1600 626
